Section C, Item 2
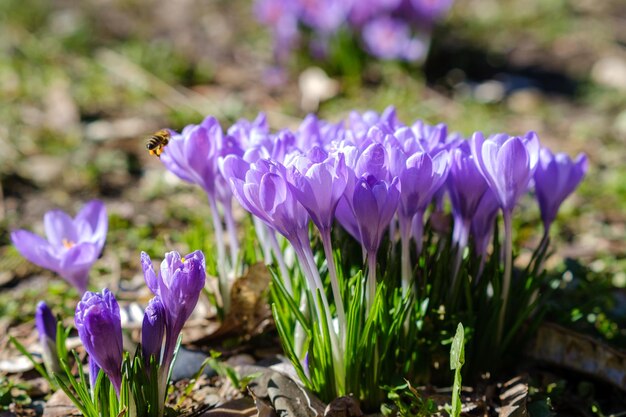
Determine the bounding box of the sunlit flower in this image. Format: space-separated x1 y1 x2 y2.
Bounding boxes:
11 200 107 293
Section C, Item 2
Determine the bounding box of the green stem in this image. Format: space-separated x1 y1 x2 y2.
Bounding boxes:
321 229 346 342
208 196 229 313
367 251 377 314
497 210 513 343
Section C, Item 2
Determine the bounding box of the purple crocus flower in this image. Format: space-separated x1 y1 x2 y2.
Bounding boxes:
161 116 236 198
353 175 400 255
75 289 123 395
142 297 166 365
447 143 489 249
162 117 243 289
534 148 588 233
470 131 539 340
470 131 540 212
35 301 60 374
141 251 205 372
11 200 107 293
288 152 348 232
221 156 310 246
471 189 500 258
398 150 449 251
353 175 399 309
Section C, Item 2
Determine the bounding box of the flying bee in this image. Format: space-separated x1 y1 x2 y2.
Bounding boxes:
146 129 171 158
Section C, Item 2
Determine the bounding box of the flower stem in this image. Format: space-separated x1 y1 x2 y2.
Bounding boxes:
222 199 240 275
293 237 345 393
321 229 346 342
450 219 470 298
367 251 377 314
208 196 229 313
399 214 412 296
412 210 425 257
268 230 292 294
497 210 513 343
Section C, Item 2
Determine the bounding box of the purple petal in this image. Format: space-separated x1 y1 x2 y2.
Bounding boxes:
11 230 58 271
44 210 78 247
75 200 108 252
141 252 159 294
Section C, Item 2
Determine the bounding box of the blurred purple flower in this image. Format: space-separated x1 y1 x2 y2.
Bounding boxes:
470 131 540 212
141 250 205 372
75 289 123 395
35 301 60 374
408 0 455 26
142 297 166 365
11 200 107 293
534 148 587 232
362 16 427 61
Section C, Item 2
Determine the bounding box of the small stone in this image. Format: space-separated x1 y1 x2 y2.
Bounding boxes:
170 347 216 382
325 396 363 417
592 56 626 91
473 80 505 103
0 355 34 373
507 89 542 113
42 390 79 417
299 67 340 112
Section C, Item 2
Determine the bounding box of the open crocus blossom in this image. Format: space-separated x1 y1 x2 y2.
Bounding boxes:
11 200 107 294
534 148 588 233
75 289 123 395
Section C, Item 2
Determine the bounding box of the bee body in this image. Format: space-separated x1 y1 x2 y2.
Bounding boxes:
146 129 171 157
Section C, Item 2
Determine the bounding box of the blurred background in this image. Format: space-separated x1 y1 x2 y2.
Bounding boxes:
0 0 625 345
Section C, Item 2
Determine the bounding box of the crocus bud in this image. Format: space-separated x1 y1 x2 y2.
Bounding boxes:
470 131 540 212
75 289 123 395
35 301 60 374
353 175 400 255
142 297 165 365
534 148 587 232
141 251 206 372
88 356 101 391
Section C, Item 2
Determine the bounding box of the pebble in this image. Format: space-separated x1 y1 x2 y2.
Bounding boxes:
473 80 505 103
170 347 216 382
591 56 626 91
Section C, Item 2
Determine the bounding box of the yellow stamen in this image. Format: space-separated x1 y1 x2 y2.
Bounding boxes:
62 238 75 249
181 257 186 263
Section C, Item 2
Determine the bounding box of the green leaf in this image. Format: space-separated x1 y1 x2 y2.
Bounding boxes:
449 323 465 417
450 323 465 370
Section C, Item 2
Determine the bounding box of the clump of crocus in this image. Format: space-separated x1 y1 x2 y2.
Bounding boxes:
12 249 206 417
254 0 454 68
11 200 107 294
158 108 587 408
